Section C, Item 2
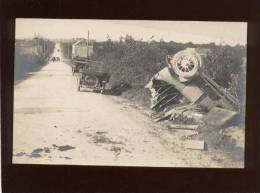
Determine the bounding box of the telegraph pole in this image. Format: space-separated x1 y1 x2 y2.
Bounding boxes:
43 40 45 57
68 43 70 59
87 30 89 58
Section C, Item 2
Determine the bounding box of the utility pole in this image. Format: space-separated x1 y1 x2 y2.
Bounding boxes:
68 44 70 59
87 30 89 59
46 40 48 54
43 40 45 57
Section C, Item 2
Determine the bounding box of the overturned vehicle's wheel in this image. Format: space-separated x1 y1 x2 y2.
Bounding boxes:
167 48 203 82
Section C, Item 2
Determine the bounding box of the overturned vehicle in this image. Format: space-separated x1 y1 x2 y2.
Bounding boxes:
146 48 241 129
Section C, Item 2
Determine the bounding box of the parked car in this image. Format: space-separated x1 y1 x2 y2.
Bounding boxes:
77 60 110 93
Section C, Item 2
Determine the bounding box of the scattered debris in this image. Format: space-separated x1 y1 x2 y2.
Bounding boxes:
92 132 124 145
86 133 92 137
183 140 206 150
14 152 26 157
53 144 75 151
223 126 244 149
164 105 204 123
203 107 238 127
168 124 199 131
145 48 242 151
31 148 44 154
28 147 51 158
44 147 51 153
29 153 42 158
95 131 108 135
180 130 199 140
14 145 76 159
93 134 123 145
110 146 122 157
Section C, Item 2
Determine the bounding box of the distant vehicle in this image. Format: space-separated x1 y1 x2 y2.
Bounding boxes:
50 56 60 62
72 31 110 93
71 39 94 74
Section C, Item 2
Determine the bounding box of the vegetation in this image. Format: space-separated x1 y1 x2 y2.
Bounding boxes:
61 35 246 108
15 38 54 81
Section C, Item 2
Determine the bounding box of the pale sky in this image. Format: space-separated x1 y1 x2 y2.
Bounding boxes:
16 19 247 46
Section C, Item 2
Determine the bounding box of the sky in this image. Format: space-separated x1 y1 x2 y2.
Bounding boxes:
16 19 247 46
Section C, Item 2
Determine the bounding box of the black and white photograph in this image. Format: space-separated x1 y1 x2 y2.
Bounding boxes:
12 19 247 168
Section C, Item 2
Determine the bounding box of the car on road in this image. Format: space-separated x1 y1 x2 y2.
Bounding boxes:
77 60 110 93
71 34 110 93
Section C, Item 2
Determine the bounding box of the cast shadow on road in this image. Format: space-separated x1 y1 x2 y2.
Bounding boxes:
106 83 131 95
14 60 49 86
78 83 131 96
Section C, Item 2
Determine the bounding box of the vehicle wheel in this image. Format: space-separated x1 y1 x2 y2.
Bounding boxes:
84 75 99 88
167 48 203 81
101 83 106 94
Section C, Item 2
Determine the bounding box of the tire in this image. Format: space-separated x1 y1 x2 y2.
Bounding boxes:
167 48 203 80
77 78 81 91
84 75 99 87
72 67 75 75
100 83 106 94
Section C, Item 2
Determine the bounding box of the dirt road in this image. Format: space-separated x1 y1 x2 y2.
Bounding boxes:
13 44 242 167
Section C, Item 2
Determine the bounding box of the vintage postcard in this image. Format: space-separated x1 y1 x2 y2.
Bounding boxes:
13 19 247 168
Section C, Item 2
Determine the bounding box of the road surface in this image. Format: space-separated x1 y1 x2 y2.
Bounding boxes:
13 44 242 167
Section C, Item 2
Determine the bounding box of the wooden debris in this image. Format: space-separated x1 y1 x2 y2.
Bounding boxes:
203 107 238 127
168 124 199 130
180 130 199 140
184 140 205 150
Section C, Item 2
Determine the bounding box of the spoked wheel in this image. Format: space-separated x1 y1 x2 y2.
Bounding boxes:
84 75 99 88
100 82 106 94
176 56 196 73
167 48 203 81
77 78 81 92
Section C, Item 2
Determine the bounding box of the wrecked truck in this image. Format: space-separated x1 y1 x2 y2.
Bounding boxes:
146 48 240 127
